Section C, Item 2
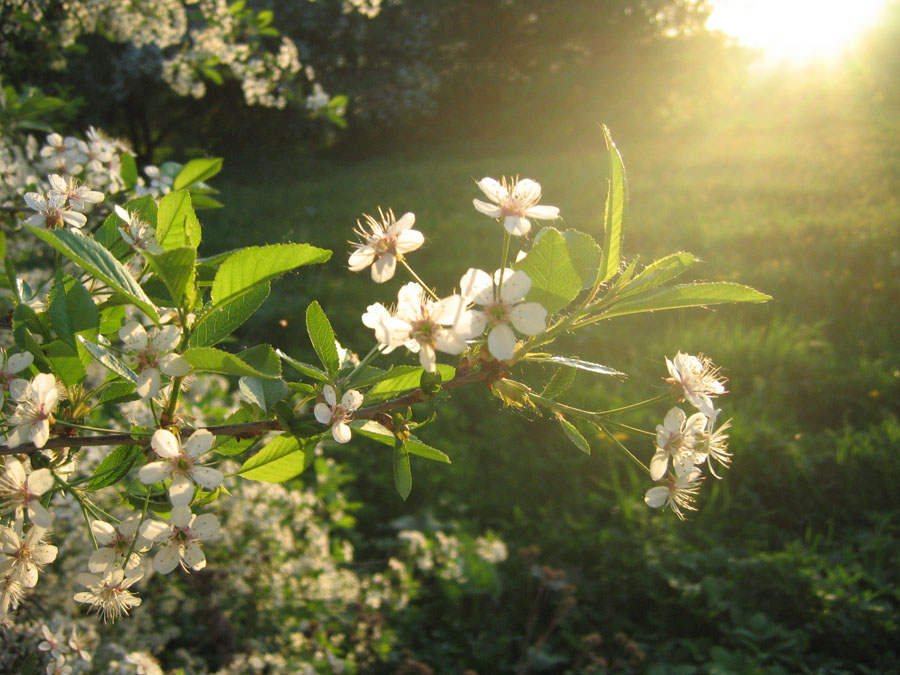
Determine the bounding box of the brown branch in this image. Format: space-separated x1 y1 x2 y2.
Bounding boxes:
0 368 498 457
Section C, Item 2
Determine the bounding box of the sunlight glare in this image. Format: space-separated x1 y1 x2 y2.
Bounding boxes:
706 0 888 63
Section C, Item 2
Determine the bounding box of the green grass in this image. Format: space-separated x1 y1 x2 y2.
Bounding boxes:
201 88 900 671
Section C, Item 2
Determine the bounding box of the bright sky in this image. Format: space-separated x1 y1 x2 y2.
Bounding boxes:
706 0 889 63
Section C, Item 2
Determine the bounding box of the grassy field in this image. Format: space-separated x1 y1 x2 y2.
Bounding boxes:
203 83 900 671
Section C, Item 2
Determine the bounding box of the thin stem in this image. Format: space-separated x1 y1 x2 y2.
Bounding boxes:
343 343 385 386
496 231 512 299
54 420 152 436
596 393 670 416
122 490 151 571
399 259 439 301
604 419 655 438
50 469 99 548
597 423 650 475
164 376 184 422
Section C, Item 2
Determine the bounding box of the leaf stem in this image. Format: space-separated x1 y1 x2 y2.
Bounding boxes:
596 423 649 475
399 259 439 301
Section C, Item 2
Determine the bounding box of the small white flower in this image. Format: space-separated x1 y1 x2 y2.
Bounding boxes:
0 348 33 408
644 468 704 520
23 190 87 230
73 567 143 622
114 205 163 254
0 521 57 588
6 373 59 449
47 173 104 211
0 574 24 624
650 407 708 481
473 176 560 236
139 429 223 507
314 385 363 444
140 506 219 575
348 208 424 283
361 303 418 354
699 412 733 479
125 651 164 675
458 267 547 361
88 513 152 573
67 627 92 662
0 458 54 527
38 624 69 658
665 352 727 417
391 282 470 372
118 321 191 399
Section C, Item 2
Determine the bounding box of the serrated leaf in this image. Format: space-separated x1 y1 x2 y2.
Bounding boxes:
562 230 602 290
599 125 627 285
514 227 582 315
210 243 330 310
143 246 196 308
181 347 275 378
595 282 771 321
124 195 158 228
189 192 223 209
239 434 314 482
539 356 625 377
540 366 577 400
48 271 99 350
27 226 159 322
214 407 257 456
120 152 138 190
173 158 223 191
44 340 86 387
190 281 269 348
305 301 340 377
365 365 455 401
275 349 328 381
156 190 201 250
86 445 143 490
344 365 387 388
97 381 138 406
78 336 138 384
619 252 696 298
238 344 287 413
403 439 450 463
393 445 412 500
557 414 591 454
350 419 394 446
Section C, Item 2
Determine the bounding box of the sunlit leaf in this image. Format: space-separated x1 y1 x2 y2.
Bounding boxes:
557 414 591 454
594 282 772 321
239 434 315 482
513 227 582 315
393 445 412 500
182 347 276 378
190 281 269 348
173 157 223 191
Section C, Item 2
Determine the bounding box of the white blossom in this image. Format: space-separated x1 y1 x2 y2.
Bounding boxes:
650 407 708 481
0 348 33 408
0 458 54 527
473 176 560 236
73 567 143 623
644 467 704 520
139 429 223 507
390 282 469 372
47 173 104 211
348 208 424 283
0 521 57 588
665 352 727 417
140 506 219 574
314 385 363 444
114 205 162 254
118 321 191 399
6 373 59 449
88 513 152 573
23 190 87 230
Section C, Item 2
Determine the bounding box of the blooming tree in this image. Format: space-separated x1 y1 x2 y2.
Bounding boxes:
0 111 770 657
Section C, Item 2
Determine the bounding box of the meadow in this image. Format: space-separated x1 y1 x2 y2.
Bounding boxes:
198 78 900 672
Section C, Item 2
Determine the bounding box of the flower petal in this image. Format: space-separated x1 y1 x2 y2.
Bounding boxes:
512 178 542 204
26 468 53 496
371 252 397 283
139 461 172 484
393 212 416 231
184 429 214 458
395 229 424 254
151 325 181 352
159 353 191 377
509 303 547 335
135 368 160 400
524 204 560 220
341 389 364 412
473 199 503 218
139 520 170 542
332 421 352 444
168 475 194 507
314 402 333 425
504 215 531 236
476 177 506 203
190 513 219 540
496 269 531 303
169 505 192 529
182 542 206 571
487 324 517 361
190 466 224 491
644 486 669 509
454 309 487 339
322 384 337 407
153 543 181 574
650 450 670 481
27 502 53 529
6 352 33 374
459 268 494 305
118 321 148 351
151 429 181 459
348 246 376 272
90 520 117 546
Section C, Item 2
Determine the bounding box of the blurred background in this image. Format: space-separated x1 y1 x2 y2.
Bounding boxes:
3 0 900 671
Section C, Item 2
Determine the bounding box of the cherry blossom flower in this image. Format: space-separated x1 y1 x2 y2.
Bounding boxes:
23 190 86 230
47 173 104 211
0 574 24 624
88 513 152 573
473 177 560 236
361 303 418 354
665 352 727 417
6 372 59 449
0 348 33 408
0 458 54 527
644 467 704 520
114 205 162 254
457 267 547 361
74 567 143 623
68 627 92 662
118 321 191 399
38 624 69 659
391 282 469 372
649 407 708 481
0 521 58 588
140 506 220 574
139 429 223 507
314 385 364 443
699 412 733 478
348 208 424 283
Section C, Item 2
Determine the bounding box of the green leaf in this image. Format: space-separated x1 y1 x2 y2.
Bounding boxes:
181 347 276 378
190 281 269 348
540 366 577 400
124 195 158 228
619 252 696 298
44 340 86 387
210 243 331 310
189 192 224 209
513 227 582 315
98 305 126 337
214 407 257 456
539 356 624 377
87 445 143 490
350 419 395 446
97 381 138 406
403 439 451 463
238 345 288 413
48 272 99 350
598 125 627 285
393 445 412 500
143 247 196 308
120 152 138 190
562 230 602 290
0 232 6 260
156 190 201 250
595 282 772 321
275 348 328 382
173 158 223 191
78 336 138 385
557 414 591 454
239 434 314 482
305 301 340 377
366 365 455 401
27 226 159 322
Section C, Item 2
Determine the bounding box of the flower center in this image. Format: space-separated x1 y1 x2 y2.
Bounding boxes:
410 318 437 345
485 302 510 325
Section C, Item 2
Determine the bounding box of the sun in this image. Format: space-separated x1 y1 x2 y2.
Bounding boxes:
706 0 889 63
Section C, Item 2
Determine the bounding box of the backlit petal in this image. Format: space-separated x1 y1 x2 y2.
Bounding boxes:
509 303 547 335
190 466 223 490
184 429 214 458
151 429 180 458
487 324 517 361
